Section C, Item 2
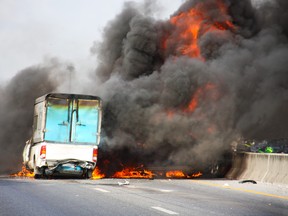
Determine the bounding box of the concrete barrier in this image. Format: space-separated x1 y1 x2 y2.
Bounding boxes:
226 152 288 184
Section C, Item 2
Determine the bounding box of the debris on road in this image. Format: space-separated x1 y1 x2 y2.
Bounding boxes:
118 180 130 186
239 180 257 184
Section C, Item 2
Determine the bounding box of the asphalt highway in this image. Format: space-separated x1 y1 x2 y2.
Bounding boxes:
0 177 287 216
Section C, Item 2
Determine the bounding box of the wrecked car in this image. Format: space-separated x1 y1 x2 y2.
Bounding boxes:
23 93 102 178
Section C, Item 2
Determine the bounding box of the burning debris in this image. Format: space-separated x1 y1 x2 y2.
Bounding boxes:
91 166 203 179
165 170 202 179
10 164 34 178
1 0 288 178
113 167 153 179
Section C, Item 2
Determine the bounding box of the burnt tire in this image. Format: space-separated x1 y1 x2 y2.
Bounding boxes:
34 166 44 179
85 169 93 179
34 173 41 179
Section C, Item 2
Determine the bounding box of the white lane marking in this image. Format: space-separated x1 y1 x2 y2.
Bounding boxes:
93 188 110 193
152 206 179 215
159 189 173 193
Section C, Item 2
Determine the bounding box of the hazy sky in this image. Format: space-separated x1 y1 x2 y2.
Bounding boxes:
0 0 183 83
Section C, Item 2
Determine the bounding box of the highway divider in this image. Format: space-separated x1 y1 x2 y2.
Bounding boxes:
226 152 288 184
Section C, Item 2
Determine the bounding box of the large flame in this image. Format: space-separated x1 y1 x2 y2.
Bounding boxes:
163 1 230 118
164 0 235 59
11 165 202 179
93 164 203 179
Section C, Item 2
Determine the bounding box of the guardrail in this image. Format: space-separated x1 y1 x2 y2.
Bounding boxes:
226 152 288 184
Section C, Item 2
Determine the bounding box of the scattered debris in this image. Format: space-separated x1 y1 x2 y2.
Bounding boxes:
118 180 130 186
239 180 257 184
223 183 230 187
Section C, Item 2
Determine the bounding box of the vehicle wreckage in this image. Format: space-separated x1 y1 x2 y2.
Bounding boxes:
23 93 102 178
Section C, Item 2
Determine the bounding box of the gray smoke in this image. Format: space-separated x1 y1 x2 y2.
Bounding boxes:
0 59 69 174
91 0 288 168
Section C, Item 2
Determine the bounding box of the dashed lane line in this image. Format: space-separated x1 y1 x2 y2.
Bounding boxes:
159 189 173 193
152 206 179 215
93 188 110 193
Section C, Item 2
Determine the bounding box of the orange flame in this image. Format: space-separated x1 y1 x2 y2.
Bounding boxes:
191 171 203 178
165 0 235 59
165 170 203 178
184 93 199 113
170 9 202 59
10 164 34 178
112 167 153 179
10 165 202 179
92 167 105 179
183 83 218 113
165 83 218 119
166 170 186 178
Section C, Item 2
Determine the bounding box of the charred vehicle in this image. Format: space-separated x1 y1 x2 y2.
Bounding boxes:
23 93 102 178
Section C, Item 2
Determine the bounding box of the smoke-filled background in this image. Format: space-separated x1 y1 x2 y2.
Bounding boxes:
0 0 288 174
0 59 75 173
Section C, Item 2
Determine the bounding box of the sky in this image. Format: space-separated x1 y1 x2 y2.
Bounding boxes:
0 0 183 84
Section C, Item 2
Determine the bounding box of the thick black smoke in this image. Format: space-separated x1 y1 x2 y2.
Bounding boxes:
0 60 69 174
1 0 287 175
91 0 288 171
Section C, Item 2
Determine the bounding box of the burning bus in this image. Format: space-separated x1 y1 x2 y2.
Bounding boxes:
23 93 102 178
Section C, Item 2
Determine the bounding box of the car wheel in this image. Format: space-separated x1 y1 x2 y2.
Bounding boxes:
33 158 43 179
85 169 92 179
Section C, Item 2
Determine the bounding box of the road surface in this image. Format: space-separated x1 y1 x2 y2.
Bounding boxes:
0 177 287 216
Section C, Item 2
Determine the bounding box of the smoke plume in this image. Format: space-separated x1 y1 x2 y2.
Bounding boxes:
0 59 70 174
1 0 287 175
91 0 288 171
